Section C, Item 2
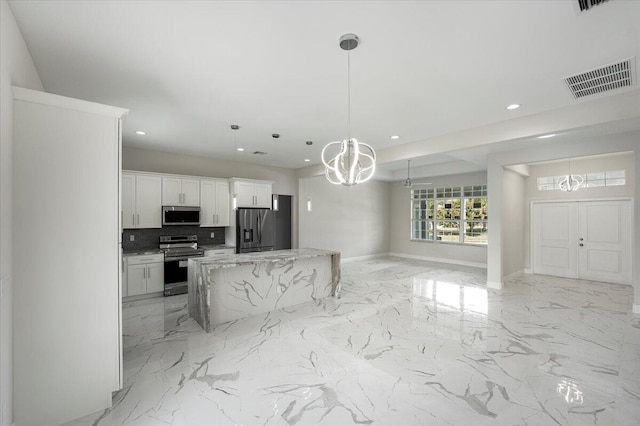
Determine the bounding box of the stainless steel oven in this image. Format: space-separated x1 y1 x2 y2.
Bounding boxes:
160 235 204 296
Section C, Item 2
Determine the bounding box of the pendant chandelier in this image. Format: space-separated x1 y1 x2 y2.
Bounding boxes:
559 174 583 192
558 158 583 192
321 33 376 186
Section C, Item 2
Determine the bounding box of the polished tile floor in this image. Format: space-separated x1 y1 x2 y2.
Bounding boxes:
67 257 640 425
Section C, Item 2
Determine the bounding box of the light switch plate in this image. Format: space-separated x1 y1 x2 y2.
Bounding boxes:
129 235 135 241
210 232 215 238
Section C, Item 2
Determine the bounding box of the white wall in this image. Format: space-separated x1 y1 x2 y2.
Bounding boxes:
0 2 43 425
502 169 525 277
298 176 389 260
487 131 640 312
523 152 634 270
123 146 299 247
388 171 488 267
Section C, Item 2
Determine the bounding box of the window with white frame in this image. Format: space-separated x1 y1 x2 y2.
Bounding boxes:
411 185 487 245
537 169 625 191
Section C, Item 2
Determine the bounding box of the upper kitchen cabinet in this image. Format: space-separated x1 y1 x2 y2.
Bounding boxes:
162 177 200 206
230 178 274 208
122 173 162 229
200 179 230 227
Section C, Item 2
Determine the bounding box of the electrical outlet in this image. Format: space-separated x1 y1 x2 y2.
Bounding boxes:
129 235 135 241
210 232 215 239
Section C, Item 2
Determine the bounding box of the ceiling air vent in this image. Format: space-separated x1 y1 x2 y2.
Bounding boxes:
564 58 635 99
577 0 608 12
252 151 267 155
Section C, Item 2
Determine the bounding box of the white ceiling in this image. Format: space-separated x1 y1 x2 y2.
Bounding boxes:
8 0 640 172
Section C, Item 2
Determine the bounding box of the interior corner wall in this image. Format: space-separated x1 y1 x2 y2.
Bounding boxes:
388 172 488 267
298 176 390 260
501 169 525 277
0 1 44 425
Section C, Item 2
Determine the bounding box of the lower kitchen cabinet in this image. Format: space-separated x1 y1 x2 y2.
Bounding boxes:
124 254 164 297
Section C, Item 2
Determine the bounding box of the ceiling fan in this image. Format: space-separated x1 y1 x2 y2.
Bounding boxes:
403 159 432 188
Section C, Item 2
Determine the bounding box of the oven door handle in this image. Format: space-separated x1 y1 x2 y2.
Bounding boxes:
165 256 204 262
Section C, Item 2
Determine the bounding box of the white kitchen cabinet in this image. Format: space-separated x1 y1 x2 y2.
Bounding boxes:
204 248 235 256
200 179 230 226
122 173 162 229
163 177 200 206
126 254 164 296
231 178 274 208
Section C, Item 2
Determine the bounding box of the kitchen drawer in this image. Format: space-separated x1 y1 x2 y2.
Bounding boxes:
205 249 235 257
126 253 164 265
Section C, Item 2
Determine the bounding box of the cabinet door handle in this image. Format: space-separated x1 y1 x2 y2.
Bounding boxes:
147 266 151 278
132 213 135 225
143 267 146 279
136 214 140 225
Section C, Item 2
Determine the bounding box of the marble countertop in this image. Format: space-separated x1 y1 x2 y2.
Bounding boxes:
123 249 163 256
123 244 234 256
200 244 235 250
190 248 339 270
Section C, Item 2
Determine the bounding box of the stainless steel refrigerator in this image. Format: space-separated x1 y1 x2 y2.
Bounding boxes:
236 208 275 253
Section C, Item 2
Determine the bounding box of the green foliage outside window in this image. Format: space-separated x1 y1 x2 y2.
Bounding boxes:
411 185 487 244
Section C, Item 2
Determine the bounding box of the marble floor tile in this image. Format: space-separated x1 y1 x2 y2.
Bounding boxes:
64 257 639 426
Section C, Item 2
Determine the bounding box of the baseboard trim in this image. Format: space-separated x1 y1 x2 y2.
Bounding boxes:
524 268 532 274
341 253 389 264
633 304 640 314
487 280 502 290
503 270 524 281
388 252 487 269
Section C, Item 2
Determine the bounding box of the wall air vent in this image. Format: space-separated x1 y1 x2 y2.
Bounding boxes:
577 0 608 12
564 58 635 99
252 151 267 155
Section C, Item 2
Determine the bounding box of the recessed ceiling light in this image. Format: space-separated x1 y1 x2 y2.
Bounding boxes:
390 135 400 140
538 134 556 139
304 158 311 162
135 131 146 135
505 104 520 110
237 147 245 152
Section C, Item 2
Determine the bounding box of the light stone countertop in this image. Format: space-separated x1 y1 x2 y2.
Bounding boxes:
190 248 339 270
122 249 163 257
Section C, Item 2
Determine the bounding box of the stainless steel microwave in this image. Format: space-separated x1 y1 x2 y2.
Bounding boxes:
162 206 200 226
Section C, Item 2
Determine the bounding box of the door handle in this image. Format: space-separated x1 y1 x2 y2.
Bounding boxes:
147 266 151 278
143 267 146 279
132 213 135 225
136 214 139 226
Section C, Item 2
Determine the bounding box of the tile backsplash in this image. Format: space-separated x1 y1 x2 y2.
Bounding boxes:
122 226 226 251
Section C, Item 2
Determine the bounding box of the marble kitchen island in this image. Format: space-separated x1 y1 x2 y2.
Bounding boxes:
188 248 340 332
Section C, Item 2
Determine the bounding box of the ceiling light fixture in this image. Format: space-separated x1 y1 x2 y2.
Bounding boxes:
559 159 583 192
538 134 556 139
390 135 400 140
236 147 245 152
304 141 312 162
505 104 521 110
321 33 376 186
135 131 146 135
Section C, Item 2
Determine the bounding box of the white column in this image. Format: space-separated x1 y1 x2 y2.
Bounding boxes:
487 156 503 289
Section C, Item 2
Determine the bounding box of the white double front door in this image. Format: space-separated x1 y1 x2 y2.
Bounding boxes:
532 200 632 284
